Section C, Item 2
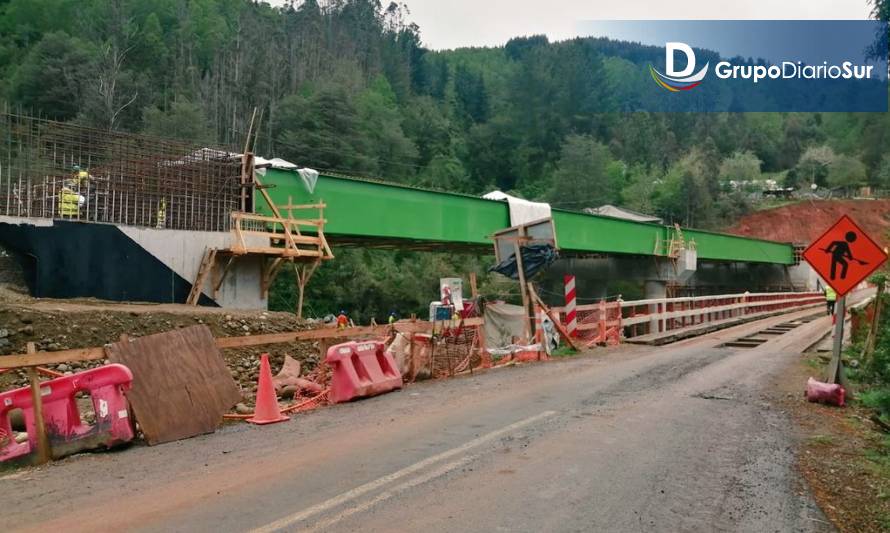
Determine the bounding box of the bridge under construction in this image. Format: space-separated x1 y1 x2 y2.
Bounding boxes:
0 114 802 311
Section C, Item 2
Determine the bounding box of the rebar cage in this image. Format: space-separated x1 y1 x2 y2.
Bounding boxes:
0 113 244 232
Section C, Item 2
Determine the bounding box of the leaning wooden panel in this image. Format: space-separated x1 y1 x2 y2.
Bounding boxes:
105 325 241 445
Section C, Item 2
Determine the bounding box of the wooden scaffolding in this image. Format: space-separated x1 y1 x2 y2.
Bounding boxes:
186 201 334 317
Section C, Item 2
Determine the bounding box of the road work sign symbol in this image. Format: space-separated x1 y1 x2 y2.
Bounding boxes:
803 214 888 296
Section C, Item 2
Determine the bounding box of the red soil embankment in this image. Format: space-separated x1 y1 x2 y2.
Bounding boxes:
726 200 890 247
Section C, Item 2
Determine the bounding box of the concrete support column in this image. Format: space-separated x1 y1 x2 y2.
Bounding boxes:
645 280 668 334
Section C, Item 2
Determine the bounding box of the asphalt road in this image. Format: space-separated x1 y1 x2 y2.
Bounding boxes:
3 307 840 532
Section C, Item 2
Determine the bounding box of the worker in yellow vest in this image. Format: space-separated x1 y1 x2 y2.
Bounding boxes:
70 165 90 189
59 187 81 217
824 286 837 316
156 198 167 229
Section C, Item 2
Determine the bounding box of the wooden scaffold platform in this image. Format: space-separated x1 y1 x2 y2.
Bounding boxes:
186 200 334 317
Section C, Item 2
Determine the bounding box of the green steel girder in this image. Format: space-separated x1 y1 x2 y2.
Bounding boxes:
255 169 794 265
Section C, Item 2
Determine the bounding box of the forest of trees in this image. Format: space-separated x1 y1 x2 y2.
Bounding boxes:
1 0 889 318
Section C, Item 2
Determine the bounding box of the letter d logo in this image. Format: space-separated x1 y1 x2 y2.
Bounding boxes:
650 42 710 92
666 42 696 77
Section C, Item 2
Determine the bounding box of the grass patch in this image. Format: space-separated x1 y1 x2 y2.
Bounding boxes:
550 346 578 358
805 357 823 370
859 389 890 412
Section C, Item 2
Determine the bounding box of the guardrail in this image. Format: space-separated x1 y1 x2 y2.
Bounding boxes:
552 291 825 341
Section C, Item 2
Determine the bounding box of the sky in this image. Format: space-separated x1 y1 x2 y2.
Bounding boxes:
269 0 874 50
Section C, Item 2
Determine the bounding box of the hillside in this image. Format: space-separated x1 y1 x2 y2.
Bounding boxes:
726 199 890 247
3 0 890 319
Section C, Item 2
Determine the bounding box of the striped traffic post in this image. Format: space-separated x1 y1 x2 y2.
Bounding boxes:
564 275 577 338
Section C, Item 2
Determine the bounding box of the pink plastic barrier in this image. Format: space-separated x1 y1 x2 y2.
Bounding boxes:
325 341 402 403
0 364 135 463
805 377 846 407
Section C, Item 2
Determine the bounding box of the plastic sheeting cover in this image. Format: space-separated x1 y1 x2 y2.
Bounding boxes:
488 243 557 280
297 168 319 193
482 190 551 226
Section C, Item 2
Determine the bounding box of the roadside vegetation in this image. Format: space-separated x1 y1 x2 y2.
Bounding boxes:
850 275 890 425
816 272 890 530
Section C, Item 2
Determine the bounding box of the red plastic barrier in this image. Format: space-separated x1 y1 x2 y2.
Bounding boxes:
805 377 846 407
325 341 402 403
0 364 135 463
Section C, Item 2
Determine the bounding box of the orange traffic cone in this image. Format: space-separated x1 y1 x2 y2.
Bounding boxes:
248 353 290 425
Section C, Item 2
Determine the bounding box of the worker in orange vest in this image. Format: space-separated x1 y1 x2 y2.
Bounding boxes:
336 310 349 330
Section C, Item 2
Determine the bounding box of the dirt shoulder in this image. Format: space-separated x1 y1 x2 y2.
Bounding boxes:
771 353 890 532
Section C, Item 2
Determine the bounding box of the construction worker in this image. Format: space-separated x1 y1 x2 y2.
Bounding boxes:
388 311 397 325
825 286 837 316
156 198 167 229
69 165 90 189
451 307 461 329
336 310 349 330
58 186 81 217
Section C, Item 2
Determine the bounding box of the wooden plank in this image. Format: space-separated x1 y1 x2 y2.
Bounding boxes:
261 257 285 298
0 347 106 369
252 173 283 220
318 228 334 259
105 325 241 446
26 342 51 464
240 108 257 213
232 212 324 228
231 246 322 258
187 248 217 306
257 233 324 245
514 236 531 343
213 255 238 296
278 203 327 211
215 321 436 349
528 285 580 351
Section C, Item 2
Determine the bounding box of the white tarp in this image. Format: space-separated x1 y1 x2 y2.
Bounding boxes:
483 302 526 351
248 155 319 194
483 301 557 356
483 190 551 226
297 168 319 194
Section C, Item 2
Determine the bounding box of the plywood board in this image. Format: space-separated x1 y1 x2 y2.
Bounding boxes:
105 325 241 445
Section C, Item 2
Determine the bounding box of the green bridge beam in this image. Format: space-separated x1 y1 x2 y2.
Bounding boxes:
256 170 794 265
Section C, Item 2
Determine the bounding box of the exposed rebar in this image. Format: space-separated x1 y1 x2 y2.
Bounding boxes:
0 113 244 232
